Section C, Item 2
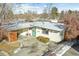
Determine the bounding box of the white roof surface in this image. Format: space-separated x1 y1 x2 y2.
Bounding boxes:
2 21 65 31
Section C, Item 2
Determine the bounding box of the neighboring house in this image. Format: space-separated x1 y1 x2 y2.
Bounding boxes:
2 21 65 43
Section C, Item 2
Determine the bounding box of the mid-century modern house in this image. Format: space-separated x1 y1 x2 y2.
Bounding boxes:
2 21 65 43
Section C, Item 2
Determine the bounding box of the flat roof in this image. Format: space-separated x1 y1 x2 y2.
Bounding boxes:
2 21 65 31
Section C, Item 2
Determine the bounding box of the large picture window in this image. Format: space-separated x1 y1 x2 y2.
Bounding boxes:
42 29 48 34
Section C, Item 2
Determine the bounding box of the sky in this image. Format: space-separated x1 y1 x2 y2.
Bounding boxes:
12 3 79 14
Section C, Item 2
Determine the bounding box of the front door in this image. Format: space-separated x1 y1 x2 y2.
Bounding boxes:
32 27 36 37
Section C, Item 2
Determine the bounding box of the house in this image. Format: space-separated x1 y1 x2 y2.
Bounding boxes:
2 21 65 43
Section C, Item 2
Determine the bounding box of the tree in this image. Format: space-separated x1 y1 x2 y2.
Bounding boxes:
50 7 58 19
68 9 72 14
58 10 79 41
59 11 64 20
0 3 14 24
5 9 14 20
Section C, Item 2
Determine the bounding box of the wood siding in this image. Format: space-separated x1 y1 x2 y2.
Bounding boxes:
8 32 17 42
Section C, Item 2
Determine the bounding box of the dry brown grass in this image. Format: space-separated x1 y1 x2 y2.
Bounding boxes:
0 41 20 55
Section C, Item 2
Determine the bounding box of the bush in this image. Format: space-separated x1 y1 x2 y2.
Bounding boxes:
36 36 49 43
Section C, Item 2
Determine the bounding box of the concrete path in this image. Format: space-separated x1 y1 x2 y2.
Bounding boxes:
55 41 75 56
43 41 76 56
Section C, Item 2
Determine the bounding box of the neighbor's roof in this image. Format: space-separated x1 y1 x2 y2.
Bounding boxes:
2 21 65 31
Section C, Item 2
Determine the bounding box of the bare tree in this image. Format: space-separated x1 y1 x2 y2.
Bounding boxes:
0 3 13 24
59 10 79 41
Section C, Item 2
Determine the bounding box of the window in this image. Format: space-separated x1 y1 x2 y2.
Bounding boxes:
42 29 48 34
51 30 60 33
